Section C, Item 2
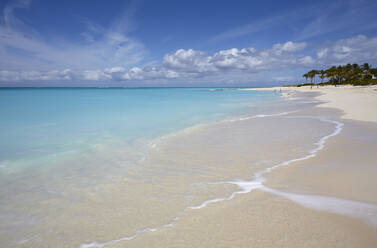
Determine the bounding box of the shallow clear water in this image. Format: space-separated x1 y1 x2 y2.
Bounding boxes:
0 88 280 170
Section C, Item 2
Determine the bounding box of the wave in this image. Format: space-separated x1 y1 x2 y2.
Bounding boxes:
224 110 297 122
148 110 298 151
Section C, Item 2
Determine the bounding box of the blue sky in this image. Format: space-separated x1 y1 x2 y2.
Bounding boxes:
1 0 377 86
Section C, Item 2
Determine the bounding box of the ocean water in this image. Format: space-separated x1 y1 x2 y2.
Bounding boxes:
0 88 280 168
0 88 338 247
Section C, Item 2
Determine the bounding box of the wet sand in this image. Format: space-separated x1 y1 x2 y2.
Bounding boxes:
265 118 377 204
118 190 377 248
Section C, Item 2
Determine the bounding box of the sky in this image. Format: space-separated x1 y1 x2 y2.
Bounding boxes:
0 0 377 87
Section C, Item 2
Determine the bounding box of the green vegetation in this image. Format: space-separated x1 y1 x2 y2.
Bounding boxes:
291 63 377 87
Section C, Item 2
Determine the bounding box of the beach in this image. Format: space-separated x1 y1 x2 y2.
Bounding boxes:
78 86 377 248
1 87 376 247
120 86 377 248
2 0 377 247
200 85 377 247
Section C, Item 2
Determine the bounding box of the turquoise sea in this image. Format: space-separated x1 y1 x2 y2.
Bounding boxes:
0 88 281 173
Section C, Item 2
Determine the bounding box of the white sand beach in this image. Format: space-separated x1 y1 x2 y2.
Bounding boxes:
245 85 377 123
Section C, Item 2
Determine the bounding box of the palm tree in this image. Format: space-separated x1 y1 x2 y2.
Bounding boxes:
344 64 352 83
314 70 319 84
296 63 376 87
370 68 377 78
325 66 337 85
351 64 362 81
336 66 344 85
362 63 372 80
362 63 370 72
308 70 318 84
319 70 326 84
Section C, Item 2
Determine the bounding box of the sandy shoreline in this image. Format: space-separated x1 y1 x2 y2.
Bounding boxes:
243 85 377 123
104 90 377 248
80 89 377 248
128 87 377 248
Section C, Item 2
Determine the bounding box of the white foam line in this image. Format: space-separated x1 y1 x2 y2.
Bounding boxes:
187 194 237 210
78 214 184 248
187 178 265 210
226 110 297 122
78 115 376 248
79 228 153 248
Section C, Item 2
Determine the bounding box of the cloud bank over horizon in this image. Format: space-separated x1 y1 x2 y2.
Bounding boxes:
1 35 377 84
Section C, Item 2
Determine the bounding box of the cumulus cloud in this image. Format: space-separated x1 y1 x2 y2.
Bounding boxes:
160 41 308 76
163 49 215 73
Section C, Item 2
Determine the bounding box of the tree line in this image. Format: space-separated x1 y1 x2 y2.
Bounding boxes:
294 63 377 86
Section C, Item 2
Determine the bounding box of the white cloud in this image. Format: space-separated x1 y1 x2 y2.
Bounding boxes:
296 0 377 41
163 49 215 73
273 76 296 82
299 56 315 65
121 67 144 80
83 70 110 81
317 48 328 59
273 41 307 53
211 48 261 70
209 3 321 43
0 70 20 82
0 0 146 71
162 41 308 75
0 69 78 82
316 35 377 64
209 0 377 44
3 0 32 30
